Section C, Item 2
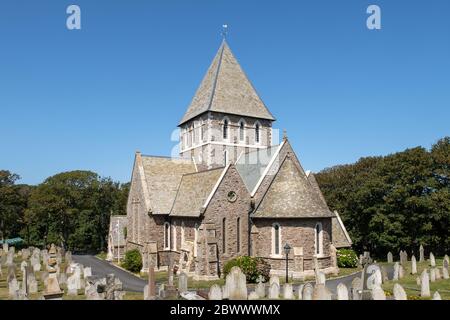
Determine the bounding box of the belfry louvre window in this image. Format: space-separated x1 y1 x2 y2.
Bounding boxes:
239 121 245 141
255 123 260 143
223 119 229 140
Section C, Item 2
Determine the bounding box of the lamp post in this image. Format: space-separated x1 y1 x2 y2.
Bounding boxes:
284 243 292 283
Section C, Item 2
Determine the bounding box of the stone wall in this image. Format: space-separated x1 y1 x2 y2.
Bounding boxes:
252 218 333 272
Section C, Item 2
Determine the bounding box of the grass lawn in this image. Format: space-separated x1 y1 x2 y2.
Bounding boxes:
381 258 449 300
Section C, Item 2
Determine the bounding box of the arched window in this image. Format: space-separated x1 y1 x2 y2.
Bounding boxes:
222 217 227 253
315 222 323 256
164 222 170 250
223 118 229 140
236 217 241 253
173 222 177 251
224 150 228 166
272 223 281 256
194 223 199 257
181 222 185 248
239 120 245 142
255 122 260 143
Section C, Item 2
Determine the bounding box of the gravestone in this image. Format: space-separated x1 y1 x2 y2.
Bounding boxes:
435 267 441 280
7 265 16 283
268 282 280 299
83 267 92 279
411 255 417 274
208 284 222 300
430 268 436 282
41 271 49 284
146 264 156 300
371 284 386 300
416 276 421 286
316 271 326 285
297 284 304 300
9 278 19 297
313 284 331 300
221 285 228 300
336 283 349 300
432 291 441 300
67 273 80 295
22 249 30 261
248 291 259 300
58 273 67 286
419 245 424 262
178 271 188 294
20 261 28 274
443 265 449 280
43 244 63 300
351 277 362 300
381 266 389 282
269 275 279 287
302 283 314 300
398 265 404 279
255 276 265 298
282 283 293 300
28 278 38 294
387 252 393 263
429 252 436 267
393 283 407 300
225 267 247 300
399 251 404 265
393 262 400 281
420 269 430 297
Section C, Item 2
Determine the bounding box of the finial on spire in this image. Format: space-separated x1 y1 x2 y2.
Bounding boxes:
221 24 228 40
283 129 287 141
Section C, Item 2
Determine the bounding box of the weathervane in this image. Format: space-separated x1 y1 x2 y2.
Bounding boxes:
221 24 228 40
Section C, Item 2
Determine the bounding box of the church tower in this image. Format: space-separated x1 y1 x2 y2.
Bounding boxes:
179 40 276 170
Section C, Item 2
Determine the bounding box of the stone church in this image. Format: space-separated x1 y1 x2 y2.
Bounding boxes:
124 40 352 280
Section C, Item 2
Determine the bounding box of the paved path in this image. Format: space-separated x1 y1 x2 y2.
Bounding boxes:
73 255 146 292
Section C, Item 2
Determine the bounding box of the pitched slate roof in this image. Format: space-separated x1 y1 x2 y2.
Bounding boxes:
140 155 196 215
179 40 275 125
235 144 281 193
170 167 225 217
332 211 353 248
306 171 329 210
252 155 334 218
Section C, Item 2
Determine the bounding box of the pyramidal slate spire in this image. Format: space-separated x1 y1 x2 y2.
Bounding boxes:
179 40 275 125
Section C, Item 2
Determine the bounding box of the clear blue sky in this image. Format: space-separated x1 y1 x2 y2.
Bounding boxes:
1 0 449 185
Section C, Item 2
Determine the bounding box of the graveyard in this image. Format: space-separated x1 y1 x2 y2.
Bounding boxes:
0 241 448 300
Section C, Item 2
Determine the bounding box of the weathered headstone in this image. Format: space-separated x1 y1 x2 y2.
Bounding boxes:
20 261 28 274
443 265 449 280
67 273 80 295
381 266 389 282
411 255 417 274
83 267 92 279
225 267 247 300
430 268 436 282
313 283 331 300
416 276 421 286
393 262 400 281
255 276 265 298
398 265 404 279
429 252 436 267
28 278 38 294
282 283 294 300
393 283 407 300
387 252 393 263
302 283 314 300
420 269 430 297
435 267 441 280
9 278 19 297
208 284 222 300
146 264 156 300
7 265 16 283
419 245 424 262
269 275 279 287
336 283 349 300
268 282 280 299
297 284 304 300
351 277 362 300
178 271 188 294
248 291 259 300
371 284 386 300
316 271 326 285
432 291 441 300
